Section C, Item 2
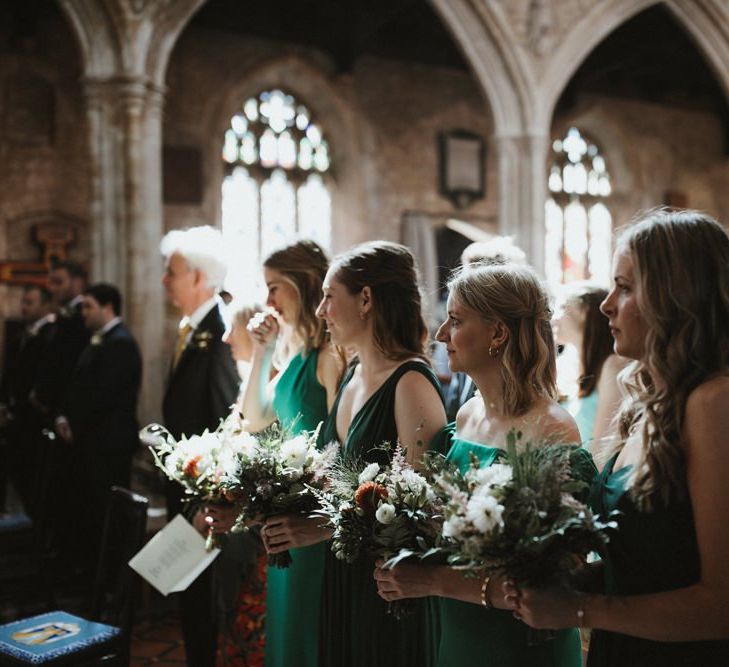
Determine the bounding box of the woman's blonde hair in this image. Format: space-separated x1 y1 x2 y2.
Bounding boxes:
264 240 329 352
448 262 557 416
615 208 729 510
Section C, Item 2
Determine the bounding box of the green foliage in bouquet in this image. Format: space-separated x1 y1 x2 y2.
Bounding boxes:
425 430 616 589
311 444 443 618
223 421 337 568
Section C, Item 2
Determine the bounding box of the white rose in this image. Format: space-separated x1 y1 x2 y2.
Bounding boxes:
375 503 397 525
358 462 381 485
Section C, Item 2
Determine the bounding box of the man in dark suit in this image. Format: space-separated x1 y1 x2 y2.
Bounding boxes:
160 226 239 667
0 285 55 511
33 260 90 416
56 283 142 571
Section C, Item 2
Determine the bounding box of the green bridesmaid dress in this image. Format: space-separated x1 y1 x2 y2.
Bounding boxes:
317 360 444 667
432 423 585 667
587 454 729 666
266 348 329 667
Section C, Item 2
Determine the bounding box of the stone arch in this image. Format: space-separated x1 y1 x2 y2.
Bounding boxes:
430 0 533 135
540 0 729 130
57 0 205 85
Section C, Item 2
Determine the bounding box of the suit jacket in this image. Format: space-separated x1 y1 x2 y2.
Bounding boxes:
62 321 142 456
162 304 239 441
35 302 90 413
1 319 55 424
444 372 476 423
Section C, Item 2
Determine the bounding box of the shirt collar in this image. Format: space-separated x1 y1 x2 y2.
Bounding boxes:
183 296 219 331
28 313 56 337
96 316 122 337
69 294 84 309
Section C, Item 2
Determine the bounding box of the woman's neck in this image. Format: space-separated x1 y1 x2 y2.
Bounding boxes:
470 365 506 417
354 338 401 379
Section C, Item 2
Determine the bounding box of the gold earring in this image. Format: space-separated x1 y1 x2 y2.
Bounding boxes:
488 345 500 358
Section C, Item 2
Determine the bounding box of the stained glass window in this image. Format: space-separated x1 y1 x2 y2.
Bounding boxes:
545 127 612 288
221 89 332 301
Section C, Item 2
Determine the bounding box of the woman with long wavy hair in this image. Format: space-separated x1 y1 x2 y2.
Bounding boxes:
241 239 344 667
509 209 729 666
374 262 589 667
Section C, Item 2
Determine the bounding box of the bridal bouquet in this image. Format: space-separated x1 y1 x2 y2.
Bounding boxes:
425 430 612 588
312 445 443 618
141 415 258 549
222 422 339 568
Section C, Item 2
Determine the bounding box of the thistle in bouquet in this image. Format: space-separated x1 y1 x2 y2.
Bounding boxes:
425 430 614 642
141 418 257 550
312 444 444 619
223 421 338 568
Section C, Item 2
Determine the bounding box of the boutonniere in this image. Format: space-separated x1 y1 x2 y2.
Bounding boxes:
193 330 214 350
90 333 103 346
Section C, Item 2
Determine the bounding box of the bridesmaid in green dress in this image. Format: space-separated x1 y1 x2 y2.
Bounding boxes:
312 241 447 667
241 240 344 667
375 262 586 667
509 210 729 665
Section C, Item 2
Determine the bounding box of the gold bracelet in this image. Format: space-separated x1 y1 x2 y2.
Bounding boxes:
480 575 493 609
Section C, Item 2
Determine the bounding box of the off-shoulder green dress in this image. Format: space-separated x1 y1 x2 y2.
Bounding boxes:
317 360 444 667
266 349 329 667
430 423 589 667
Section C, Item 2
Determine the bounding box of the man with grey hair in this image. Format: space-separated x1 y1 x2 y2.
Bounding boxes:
160 225 239 667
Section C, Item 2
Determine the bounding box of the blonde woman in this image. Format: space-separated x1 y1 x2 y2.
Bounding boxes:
510 210 729 666
374 262 591 667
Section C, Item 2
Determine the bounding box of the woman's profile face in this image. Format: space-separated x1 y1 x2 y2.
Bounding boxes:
316 270 362 347
264 267 299 325
435 292 497 375
600 246 647 360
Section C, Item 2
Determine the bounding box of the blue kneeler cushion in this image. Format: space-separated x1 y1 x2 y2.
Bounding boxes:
0 611 120 664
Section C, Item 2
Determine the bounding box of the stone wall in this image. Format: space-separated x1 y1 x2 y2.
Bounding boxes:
162 27 497 255
0 3 89 346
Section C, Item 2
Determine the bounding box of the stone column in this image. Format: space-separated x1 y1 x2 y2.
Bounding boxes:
495 131 549 273
83 77 166 424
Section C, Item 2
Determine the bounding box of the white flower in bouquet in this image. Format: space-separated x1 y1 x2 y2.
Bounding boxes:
472 462 512 490
465 490 506 534
174 432 220 479
442 513 468 539
280 434 311 473
375 502 397 525
398 468 432 498
229 430 259 458
358 462 381 485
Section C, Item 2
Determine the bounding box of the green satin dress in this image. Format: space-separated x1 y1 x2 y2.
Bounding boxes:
317 360 444 667
587 454 729 666
266 348 329 667
431 423 585 667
